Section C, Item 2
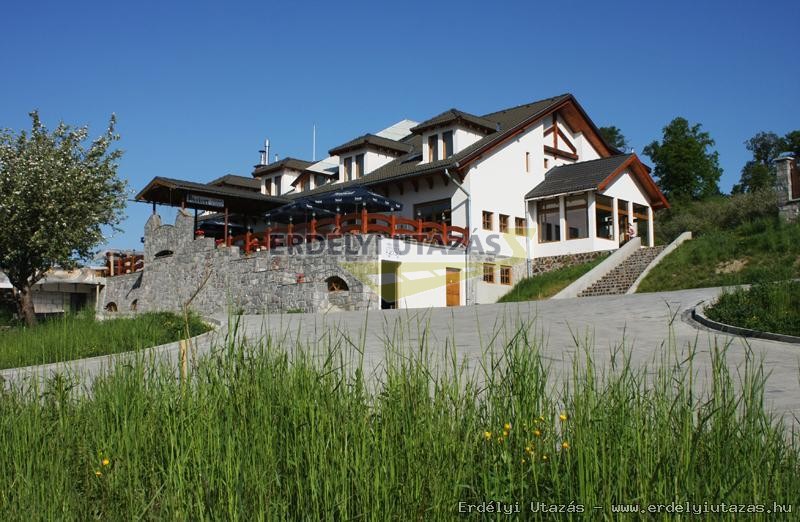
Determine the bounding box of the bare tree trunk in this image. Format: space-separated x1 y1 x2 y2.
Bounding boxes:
16 284 37 327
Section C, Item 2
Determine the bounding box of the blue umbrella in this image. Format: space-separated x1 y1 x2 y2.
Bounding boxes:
304 187 403 213
264 200 334 223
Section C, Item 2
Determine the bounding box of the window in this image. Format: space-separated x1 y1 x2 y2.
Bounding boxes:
263 178 271 196
500 266 512 285
537 198 560 242
355 154 365 179
443 131 454 158
543 157 549 169
633 203 649 245
414 198 451 225
301 176 310 192
428 134 439 162
315 174 327 188
595 194 614 239
483 263 495 283
525 152 530 172
274 175 282 195
344 157 353 181
565 194 589 239
499 214 509 233
482 211 493 231
515 217 526 236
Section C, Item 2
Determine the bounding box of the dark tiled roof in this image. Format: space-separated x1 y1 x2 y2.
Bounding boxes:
252 157 314 177
293 94 571 199
328 134 413 156
524 155 633 199
207 174 261 191
136 176 289 205
410 109 497 134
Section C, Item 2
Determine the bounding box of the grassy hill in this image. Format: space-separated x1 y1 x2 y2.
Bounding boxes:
637 217 800 292
498 255 607 302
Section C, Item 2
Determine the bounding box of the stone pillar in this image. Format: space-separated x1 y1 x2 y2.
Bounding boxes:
776 154 799 223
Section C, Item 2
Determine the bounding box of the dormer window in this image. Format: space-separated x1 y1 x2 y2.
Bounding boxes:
274 175 282 195
428 135 439 162
443 131 454 158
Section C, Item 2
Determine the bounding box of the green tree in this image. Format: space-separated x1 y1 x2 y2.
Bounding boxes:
598 126 628 150
0 112 126 326
732 132 782 194
732 131 800 194
643 117 722 201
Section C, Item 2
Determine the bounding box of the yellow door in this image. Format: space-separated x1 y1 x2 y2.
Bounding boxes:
446 268 460 307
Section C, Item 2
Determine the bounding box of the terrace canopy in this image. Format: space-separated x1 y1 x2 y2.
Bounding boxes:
136 177 288 214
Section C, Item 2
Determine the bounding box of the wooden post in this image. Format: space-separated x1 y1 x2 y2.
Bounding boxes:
245 230 251 254
288 223 294 245
223 207 229 247
389 214 396 238
310 217 317 238
335 212 341 232
361 206 368 234
417 216 423 240
442 221 448 245
264 227 272 250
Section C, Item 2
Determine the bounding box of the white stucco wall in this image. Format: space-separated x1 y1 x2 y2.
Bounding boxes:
600 170 650 205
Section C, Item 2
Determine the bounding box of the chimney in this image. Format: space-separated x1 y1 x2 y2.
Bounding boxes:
258 138 270 166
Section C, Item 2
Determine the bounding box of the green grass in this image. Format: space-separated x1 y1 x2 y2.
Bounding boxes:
706 281 800 337
637 218 800 292
498 255 607 302
0 311 210 370
0 320 797 519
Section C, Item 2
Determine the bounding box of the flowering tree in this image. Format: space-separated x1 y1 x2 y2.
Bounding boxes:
0 112 126 326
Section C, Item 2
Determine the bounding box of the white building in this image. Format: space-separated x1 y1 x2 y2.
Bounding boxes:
137 93 668 310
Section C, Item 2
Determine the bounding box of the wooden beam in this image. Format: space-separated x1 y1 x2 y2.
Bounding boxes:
543 145 579 161
557 128 577 154
426 176 434 189
552 112 558 149
441 173 450 186
543 125 554 136
411 178 419 192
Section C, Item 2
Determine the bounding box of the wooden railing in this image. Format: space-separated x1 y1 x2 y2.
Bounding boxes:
212 208 469 254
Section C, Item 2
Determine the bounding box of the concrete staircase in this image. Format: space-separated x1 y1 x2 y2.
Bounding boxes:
578 246 666 297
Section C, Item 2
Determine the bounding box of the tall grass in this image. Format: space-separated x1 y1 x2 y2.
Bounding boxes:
0 311 209 370
0 320 797 519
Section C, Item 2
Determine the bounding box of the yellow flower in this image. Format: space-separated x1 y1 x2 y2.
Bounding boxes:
562 441 570 450
502 430 509 438
521 458 526 464
484 431 492 441
525 446 533 455
533 429 541 437
504 422 512 431
539 415 545 421
559 412 568 422
101 458 110 466
94 470 102 477
542 454 549 461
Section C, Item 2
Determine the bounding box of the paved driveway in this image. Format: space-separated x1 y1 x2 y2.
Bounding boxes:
3 287 799 425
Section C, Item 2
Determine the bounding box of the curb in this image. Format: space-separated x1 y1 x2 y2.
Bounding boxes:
691 300 800 345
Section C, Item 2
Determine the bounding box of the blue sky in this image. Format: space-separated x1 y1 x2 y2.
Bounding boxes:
1 0 798 250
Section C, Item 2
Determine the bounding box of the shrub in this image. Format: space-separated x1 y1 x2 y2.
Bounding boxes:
706 281 800 336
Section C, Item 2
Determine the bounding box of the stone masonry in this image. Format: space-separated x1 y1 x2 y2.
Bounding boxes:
100 211 383 316
776 155 799 223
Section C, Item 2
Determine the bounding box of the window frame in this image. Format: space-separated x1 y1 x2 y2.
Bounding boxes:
343 157 353 181
515 217 526 236
428 134 439 162
499 214 509 233
565 193 589 240
537 198 560 243
442 130 454 158
482 211 494 231
500 266 512 286
482 263 495 284
355 154 365 179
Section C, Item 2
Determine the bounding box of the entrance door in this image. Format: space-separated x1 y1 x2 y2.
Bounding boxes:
446 268 460 307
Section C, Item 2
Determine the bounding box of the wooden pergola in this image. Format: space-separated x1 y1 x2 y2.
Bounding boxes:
136 177 288 244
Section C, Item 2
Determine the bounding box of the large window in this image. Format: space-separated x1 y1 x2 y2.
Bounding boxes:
633 203 649 245
274 175 282 196
482 211 493 231
499 214 509 233
428 134 439 162
355 154 365 179
537 198 560 242
443 131 454 158
565 194 589 239
483 263 495 283
595 194 614 240
414 198 452 225
344 157 353 181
